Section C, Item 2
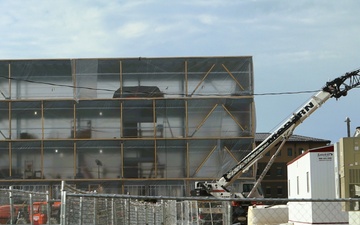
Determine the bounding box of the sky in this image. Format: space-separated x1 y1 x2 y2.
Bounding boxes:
1 0 360 144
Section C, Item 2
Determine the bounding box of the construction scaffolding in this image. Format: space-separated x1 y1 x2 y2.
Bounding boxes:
0 56 255 195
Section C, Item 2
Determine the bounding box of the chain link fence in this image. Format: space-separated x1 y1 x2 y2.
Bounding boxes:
0 187 55 224
64 195 168 225
0 183 359 225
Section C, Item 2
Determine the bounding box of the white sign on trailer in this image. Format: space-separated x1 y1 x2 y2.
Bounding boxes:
317 152 333 161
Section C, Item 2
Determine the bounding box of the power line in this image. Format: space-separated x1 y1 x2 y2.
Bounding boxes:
0 75 115 92
254 90 320 96
0 75 348 97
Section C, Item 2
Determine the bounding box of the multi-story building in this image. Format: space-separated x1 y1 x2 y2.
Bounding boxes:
256 133 331 198
0 56 256 196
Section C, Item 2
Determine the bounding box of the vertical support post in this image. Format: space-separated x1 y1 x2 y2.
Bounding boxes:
185 100 188 137
9 186 13 225
185 60 188 96
186 141 189 178
40 141 44 179
40 101 44 179
179 202 183 225
60 181 66 225
93 198 97 225
72 59 77 100
105 198 109 225
8 101 12 139
145 204 148 225
74 142 77 178
8 142 12 179
120 102 123 138
41 100 44 139
119 60 123 93
8 63 11 98
126 199 131 225
79 196 83 225
153 206 156 225
119 61 123 138
152 100 156 137
194 201 200 225
73 100 77 178
185 141 190 196
162 200 166 225
223 201 232 225
73 101 76 138
208 202 213 224
153 100 157 178
29 193 34 225
112 198 116 225
120 142 124 181
46 191 51 225
135 206 138 224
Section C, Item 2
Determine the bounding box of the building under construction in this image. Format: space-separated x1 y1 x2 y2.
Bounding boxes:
0 56 255 196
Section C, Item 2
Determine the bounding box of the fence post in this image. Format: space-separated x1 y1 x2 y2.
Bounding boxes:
93 197 97 225
60 181 66 225
79 196 83 225
184 201 190 225
164 200 176 225
111 198 116 225
127 198 131 225
162 200 166 225
153 206 156 225
29 193 33 225
223 201 232 225
9 186 13 225
135 205 138 224
145 203 148 225
105 198 109 225
46 191 50 225
194 201 200 225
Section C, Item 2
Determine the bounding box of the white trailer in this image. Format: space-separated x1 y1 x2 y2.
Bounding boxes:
287 145 348 225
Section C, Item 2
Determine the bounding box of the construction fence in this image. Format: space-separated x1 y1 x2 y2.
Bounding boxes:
0 183 359 225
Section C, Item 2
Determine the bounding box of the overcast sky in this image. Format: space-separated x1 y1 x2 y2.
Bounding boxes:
1 0 360 143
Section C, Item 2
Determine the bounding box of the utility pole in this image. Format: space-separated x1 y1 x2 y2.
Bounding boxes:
345 117 351 137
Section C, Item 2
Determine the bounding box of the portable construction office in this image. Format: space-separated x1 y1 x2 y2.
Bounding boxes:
287 145 348 225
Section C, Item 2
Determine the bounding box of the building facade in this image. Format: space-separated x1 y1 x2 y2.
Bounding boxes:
256 133 330 198
0 57 255 196
336 136 360 210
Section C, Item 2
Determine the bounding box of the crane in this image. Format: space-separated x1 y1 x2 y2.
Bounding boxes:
192 68 360 200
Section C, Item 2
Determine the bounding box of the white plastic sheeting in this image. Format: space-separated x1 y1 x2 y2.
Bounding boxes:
0 57 255 191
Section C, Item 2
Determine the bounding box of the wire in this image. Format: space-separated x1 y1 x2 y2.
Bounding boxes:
254 90 320 96
0 75 347 97
0 75 115 92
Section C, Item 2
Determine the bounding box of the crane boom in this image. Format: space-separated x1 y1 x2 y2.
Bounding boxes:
192 69 360 199
218 91 331 187
217 68 360 188
192 68 360 225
